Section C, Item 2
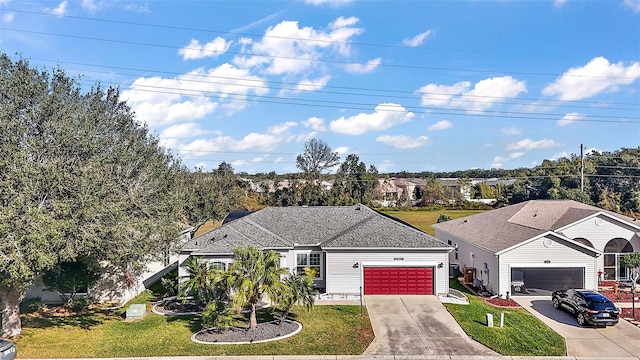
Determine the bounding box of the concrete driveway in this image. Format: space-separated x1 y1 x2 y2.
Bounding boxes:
515 296 640 357
363 295 497 356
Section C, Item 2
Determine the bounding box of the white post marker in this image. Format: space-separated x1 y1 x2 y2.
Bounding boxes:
486 313 494 327
500 312 504 327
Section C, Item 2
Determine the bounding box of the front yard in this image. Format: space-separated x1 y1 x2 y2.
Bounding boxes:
15 292 374 358
445 279 566 356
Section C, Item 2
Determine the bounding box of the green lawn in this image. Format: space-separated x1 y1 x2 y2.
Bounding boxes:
445 279 566 356
15 293 374 358
380 209 485 235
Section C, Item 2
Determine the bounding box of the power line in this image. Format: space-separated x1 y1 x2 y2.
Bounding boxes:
4 26 639 80
74 78 638 124
47 59 639 114
2 7 600 60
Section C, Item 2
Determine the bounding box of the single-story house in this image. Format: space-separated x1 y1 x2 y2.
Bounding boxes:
179 204 452 296
433 199 640 297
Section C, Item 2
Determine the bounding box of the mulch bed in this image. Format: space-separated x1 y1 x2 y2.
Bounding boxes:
620 308 640 322
193 320 299 343
599 290 637 302
484 297 520 308
154 301 202 315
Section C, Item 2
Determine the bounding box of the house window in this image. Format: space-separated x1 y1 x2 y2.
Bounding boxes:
603 238 634 280
211 261 226 271
296 252 321 279
454 242 458 260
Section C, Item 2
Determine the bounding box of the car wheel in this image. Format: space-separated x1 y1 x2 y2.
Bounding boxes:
577 313 586 326
552 298 560 309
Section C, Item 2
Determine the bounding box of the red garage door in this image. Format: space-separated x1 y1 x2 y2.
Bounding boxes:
364 267 434 295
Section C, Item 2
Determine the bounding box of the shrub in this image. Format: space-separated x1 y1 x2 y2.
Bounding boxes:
70 296 95 312
20 297 46 314
202 301 234 333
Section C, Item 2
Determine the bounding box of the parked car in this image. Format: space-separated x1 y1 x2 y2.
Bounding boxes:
0 340 16 360
551 289 620 327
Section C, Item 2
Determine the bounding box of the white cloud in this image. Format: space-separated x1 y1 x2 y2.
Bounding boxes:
549 152 569 160
274 157 284 163
329 103 415 135
377 160 394 172
159 123 210 139
417 76 527 112
554 0 568 8
506 138 562 150
124 3 149 12
624 0 640 13
82 0 99 12
501 127 522 135
335 146 349 154
232 160 249 167
304 0 353 5
179 37 232 60
557 112 584 127
178 121 296 157
2 11 14 23
542 57 640 101
233 17 363 75
122 63 268 127
402 30 433 47
267 121 297 135
295 76 331 92
49 0 68 16
428 120 452 131
376 135 429 149
344 58 381 74
491 152 525 168
302 117 326 131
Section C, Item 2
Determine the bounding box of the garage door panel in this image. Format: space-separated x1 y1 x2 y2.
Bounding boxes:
511 267 584 295
364 267 433 295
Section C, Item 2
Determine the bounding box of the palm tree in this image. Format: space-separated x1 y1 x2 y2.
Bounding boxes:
276 268 317 325
227 246 286 329
178 256 225 308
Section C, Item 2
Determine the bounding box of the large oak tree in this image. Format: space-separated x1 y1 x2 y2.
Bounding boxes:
0 54 183 337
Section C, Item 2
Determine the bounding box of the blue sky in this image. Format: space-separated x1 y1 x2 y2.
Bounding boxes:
1 0 639 174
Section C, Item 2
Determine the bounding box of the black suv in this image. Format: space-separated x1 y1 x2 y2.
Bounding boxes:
0 340 16 360
551 289 620 327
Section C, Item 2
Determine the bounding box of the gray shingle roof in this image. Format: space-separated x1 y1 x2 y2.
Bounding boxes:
183 204 447 254
432 199 637 253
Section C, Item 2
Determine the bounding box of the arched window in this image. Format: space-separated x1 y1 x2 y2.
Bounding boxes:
604 238 634 253
603 238 634 281
573 237 594 248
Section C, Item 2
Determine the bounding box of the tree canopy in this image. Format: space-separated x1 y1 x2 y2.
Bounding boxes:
295 138 340 179
0 53 184 337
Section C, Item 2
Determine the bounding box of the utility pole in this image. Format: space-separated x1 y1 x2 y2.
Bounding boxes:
580 144 584 193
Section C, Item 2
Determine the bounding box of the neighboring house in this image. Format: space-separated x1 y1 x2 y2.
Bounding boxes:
373 178 404 207
25 227 192 305
433 200 640 297
437 178 515 204
179 204 452 296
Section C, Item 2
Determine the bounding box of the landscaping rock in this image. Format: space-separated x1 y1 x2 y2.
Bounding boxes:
193 320 300 343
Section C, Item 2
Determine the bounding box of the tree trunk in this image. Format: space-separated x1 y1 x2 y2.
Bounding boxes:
249 303 257 329
0 288 22 338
